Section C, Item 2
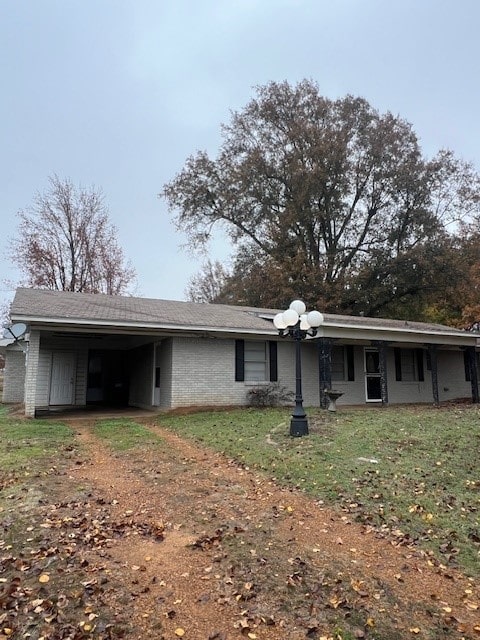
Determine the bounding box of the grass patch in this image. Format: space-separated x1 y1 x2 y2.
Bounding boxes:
158 405 480 576
0 405 73 472
93 418 163 451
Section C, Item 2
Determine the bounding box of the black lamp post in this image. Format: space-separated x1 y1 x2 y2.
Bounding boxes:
273 300 324 437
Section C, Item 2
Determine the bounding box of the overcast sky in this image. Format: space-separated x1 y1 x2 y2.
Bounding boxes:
1 0 479 310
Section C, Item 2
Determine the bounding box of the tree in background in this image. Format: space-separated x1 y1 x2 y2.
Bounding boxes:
9 175 135 295
163 80 480 320
185 259 231 303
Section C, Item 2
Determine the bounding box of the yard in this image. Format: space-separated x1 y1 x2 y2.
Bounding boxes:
0 404 479 639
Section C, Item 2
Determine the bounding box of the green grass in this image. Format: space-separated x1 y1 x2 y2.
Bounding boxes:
158 405 480 576
0 406 73 472
93 418 163 451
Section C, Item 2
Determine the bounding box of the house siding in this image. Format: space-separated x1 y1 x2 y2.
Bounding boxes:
276 340 319 407
158 339 173 409
168 337 321 409
330 346 472 406
36 337 89 409
328 347 366 405
164 339 475 410
129 343 154 409
437 349 472 401
36 349 52 407
170 337 244 407
2 348 26 403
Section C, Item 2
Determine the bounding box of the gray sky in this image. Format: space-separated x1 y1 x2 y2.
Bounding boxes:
1 0 479 309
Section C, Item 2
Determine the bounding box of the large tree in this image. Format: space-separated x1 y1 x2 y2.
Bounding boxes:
163 80 480 318
10 175 135 295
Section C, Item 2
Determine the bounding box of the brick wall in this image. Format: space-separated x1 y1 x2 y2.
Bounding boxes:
24 330 40 416
2 348 26 403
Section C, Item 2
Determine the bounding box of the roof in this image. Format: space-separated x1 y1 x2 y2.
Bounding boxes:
10 287 476 344
10 288 275 334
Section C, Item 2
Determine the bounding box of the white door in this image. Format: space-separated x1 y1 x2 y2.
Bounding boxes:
50 352 75 405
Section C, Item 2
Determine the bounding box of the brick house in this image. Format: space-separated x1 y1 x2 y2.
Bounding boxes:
1 288 479 417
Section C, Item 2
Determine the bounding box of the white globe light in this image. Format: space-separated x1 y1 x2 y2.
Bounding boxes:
307 310 324 328
283 308 299 326
273 312 288 330
300 314 311 330
289 299 306 315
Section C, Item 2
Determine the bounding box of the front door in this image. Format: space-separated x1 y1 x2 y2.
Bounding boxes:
364 348 382 402
50 352 75 405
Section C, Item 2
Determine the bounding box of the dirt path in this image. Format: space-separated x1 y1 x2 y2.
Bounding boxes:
64 420 479 639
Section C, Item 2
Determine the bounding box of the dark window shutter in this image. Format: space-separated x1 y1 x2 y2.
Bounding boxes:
394 348 402 381
269 341 278 382
464 349 471 382
346 345 355 381
416 349 424 382
235 340 245 381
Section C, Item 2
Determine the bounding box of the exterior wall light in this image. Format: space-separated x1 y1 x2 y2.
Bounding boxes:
273 300 324 436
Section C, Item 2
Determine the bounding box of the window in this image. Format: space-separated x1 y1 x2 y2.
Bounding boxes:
332 345 355 381
245 341 268 381
394 348 424 382
332 346 345 381
235 340 278 382
400 350 416 381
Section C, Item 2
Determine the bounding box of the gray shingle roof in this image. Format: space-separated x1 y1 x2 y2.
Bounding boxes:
10 287 471 339
10 288 275 332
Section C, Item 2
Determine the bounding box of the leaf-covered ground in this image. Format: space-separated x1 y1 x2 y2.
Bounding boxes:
1 410 479 639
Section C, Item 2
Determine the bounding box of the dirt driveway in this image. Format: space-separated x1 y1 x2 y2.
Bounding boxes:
2 418 479 639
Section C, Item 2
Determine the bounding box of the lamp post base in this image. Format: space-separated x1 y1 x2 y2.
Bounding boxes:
290 416 309 437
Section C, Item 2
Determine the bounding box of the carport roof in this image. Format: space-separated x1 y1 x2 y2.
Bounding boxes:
9 287 476 343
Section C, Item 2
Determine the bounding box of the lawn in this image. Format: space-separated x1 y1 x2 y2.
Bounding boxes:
158 404 480 576
93 417 163 451
0 405 72 472
0 403 479 639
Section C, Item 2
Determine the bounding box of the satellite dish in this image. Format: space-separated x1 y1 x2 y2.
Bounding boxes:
5 323 27 340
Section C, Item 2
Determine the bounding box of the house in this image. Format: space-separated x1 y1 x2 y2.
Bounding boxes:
1 288 479 417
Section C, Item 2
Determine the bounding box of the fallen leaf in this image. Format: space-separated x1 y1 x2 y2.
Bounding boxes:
175 629 185 637
38 574 50 583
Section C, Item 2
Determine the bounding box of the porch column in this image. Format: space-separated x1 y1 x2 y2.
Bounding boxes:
427 344 439 405
318 338 333 409
372 340 388 404
466 346 479 404
24 330 40 417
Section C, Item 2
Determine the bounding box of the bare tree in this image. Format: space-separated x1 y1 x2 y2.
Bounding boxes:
185 259 231 303
9 175 135 295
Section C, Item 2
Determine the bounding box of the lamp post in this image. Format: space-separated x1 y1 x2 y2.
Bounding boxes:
273 300 324 437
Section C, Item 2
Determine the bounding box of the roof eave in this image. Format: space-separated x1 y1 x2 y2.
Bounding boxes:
15 315 276 337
